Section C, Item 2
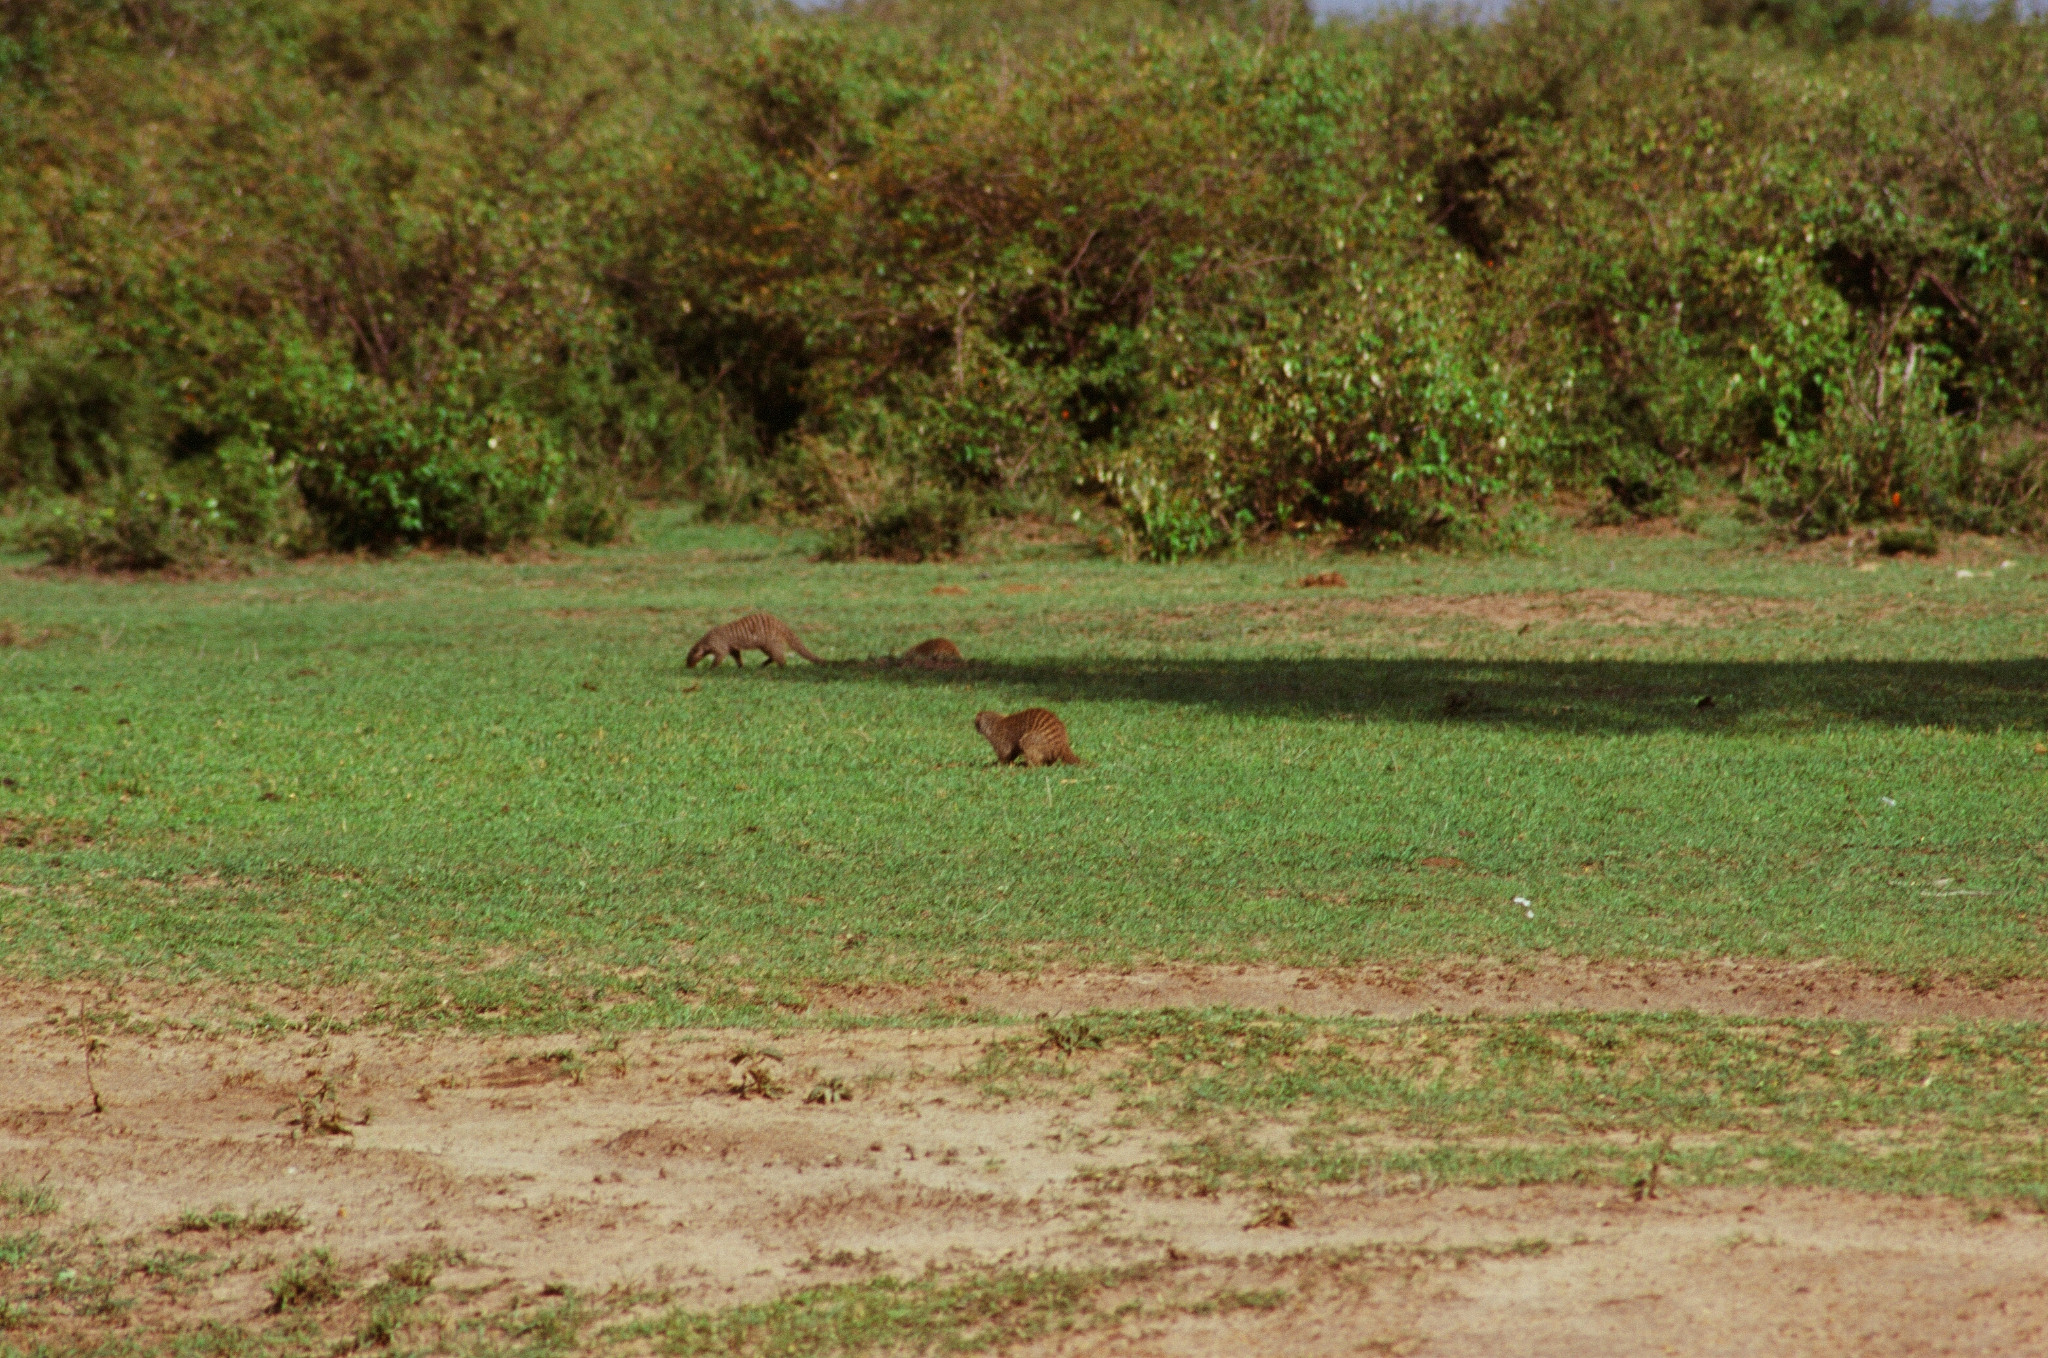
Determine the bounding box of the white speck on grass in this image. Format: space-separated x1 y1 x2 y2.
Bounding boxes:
1879 797 1897 807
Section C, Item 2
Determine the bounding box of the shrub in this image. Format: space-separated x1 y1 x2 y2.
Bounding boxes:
1085 453 1239 562
1194 254 1518 546
0 357 153 494
821 486 980 562
552 463 632 547
1876 525 1938 556
18 481 225 571
6 0 2048 555
228 343 568 552
1969 427 2048 536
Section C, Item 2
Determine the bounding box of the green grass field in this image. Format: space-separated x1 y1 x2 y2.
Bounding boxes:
5 516 2048 1355
2 510 2045 1028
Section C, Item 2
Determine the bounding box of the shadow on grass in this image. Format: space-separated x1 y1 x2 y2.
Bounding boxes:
789 657 2048 734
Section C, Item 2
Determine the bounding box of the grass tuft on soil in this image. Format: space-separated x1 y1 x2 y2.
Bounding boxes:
971 1008 2048 1209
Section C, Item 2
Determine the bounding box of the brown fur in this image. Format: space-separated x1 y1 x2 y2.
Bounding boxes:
686 613 824 668
974 707 1082 767
902 637 964 667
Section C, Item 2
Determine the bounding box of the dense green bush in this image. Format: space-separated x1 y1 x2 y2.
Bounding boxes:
820 485 982 561
19 480 225 572
4 0 2047 566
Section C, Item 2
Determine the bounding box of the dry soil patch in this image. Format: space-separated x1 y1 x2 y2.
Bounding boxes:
4 986 2047 1355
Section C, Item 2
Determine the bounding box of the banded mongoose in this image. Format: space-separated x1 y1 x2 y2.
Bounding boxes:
686 613 823 668
902 637 964 667
974 707 1082 767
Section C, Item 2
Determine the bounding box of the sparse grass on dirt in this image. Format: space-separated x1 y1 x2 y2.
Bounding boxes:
0 1169 1569 1358
9 1000 2048 1356
1 510 2045 1029
168 1203 305 1238
971 1009 2048 1209
2 1180 578 1358
632 1246 1537 1357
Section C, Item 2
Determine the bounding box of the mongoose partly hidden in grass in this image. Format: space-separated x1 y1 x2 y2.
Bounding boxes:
686 613 823 668
974 707 1082 767
902 637 964 666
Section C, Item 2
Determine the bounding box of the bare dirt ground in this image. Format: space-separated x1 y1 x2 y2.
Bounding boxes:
6 965 2048 1355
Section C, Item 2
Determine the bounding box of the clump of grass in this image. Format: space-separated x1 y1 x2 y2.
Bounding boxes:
0 1181 58 1220
353 1249 463 1349
502 1295 586 1348
267 1249 344 1312
127 1248 205 1280
0 1232 45 1267
641 1266 1134 1356
1192 1287 1290 1315
1041 1018 1105 1055
805 1077 854 1105
169 1204 304 1237
280 1083 352 1137
967 1008 2048 1208
730 1045 785 1099
385 1245 466 1289
542 1049 588 1085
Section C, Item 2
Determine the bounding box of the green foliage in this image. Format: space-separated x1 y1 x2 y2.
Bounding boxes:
822 485 981 561
0 358 152 494
1877 524 1939 556
552 463 632 547
17 480 224 571
6 0 2048 561
1090 455 1238 561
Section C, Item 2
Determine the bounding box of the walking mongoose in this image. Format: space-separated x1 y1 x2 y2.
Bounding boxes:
974 707 1082 766
902 638 964 666
686 613 823 668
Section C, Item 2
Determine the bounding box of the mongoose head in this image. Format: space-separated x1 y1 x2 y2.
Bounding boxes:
685 640 710 667
973 710 1002 738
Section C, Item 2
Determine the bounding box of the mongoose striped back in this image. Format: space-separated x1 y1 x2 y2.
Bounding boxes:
902 637 964 666
974 707 1082 767
686 613 823 668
